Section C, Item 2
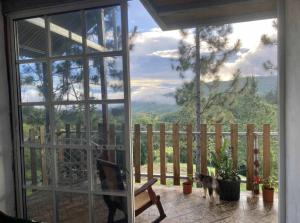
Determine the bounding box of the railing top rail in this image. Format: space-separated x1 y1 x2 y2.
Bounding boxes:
137 130 279 136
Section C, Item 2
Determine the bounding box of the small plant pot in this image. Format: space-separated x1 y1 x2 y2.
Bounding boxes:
183 181 193 194
263 188 274 203
218 179 240 201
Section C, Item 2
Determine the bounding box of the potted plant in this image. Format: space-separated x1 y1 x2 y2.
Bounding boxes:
262 177 276 203
211 140 241 201
183 173 193 194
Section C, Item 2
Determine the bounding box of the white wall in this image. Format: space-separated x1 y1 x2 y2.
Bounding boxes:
0 2 15 216
285 0 300 222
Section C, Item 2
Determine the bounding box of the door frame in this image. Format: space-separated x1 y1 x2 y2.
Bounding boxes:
5 0 134 222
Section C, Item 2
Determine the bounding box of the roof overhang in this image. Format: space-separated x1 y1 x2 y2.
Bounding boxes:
140 0 277 30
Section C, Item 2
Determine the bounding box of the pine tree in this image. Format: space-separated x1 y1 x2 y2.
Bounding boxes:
172 25 249 175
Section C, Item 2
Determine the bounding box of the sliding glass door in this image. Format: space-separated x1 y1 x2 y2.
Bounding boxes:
9 1 132 222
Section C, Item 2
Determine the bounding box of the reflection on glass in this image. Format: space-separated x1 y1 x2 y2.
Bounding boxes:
26 189 53 223
93 152 126 193
89 56 123 100
57 193 89 223
86 6 122 52
54 104 85 145
105 57 124 99
17 18 47 60
19 62 47 103
24 147 52 186
89 58 102 100
22 106 50 143
50 12 83 56
57 148 87 190
94 195 127 223
52 60 84 101
90 104 124 145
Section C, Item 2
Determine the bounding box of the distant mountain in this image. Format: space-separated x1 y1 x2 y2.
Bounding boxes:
211 75 278 96
132 101 178 115
131 75 277 114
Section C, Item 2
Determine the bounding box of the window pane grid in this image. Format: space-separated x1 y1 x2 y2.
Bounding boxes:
15 4 128 223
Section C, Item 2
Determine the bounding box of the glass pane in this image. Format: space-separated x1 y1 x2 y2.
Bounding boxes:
26 189 53 222
86 6 122 53
57 193 89 223
90 104 125 145
94 195 127 223
19 62 47 103
54 104 85 145
93 150 126 193
105 57 124 99
24 147 52 186
52 60 84 101
57 148 88 190
88 56 123 100
50 11 83 56
22 106 50 144
16 18 47 60
89 58 102 100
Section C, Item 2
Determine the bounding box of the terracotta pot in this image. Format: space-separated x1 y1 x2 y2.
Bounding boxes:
183 181 193 194
263 188 274 203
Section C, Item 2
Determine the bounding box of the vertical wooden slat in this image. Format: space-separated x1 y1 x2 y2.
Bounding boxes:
200 124 208 175
98 123 108 159
187 124 193 178
215 124 222 161
173 124 180 185
65 124 71 144
76 123 81 143
147 124 153 181
160 123 166 185
247 124 255 190
263 124 271 179
231 124 238 171
39 127 48 185
108 124 116 163
29 129 37 185
134 124 141 183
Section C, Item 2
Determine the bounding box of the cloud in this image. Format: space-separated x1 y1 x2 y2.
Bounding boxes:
149 49 179 59
131 79 180 105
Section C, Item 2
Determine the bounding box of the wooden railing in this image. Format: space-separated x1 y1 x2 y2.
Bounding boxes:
26 123 276 191
133 123 276 190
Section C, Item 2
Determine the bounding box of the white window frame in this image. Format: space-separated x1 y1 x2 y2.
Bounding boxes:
5 1 133 222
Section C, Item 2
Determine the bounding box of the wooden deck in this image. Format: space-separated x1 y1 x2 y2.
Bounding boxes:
136 185 278 223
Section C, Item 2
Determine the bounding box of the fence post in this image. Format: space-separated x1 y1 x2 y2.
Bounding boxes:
108 124 116 163
173 124 180 185
231 124 238 171
215 124 222 166
76 123 81 144
247 124 255 190
98 123 108 159
147 124 153 181
187 124 193 179
160 123 166 185
29 129 37 185
263 124 271 179
134 124 141 183
39 127 48 186
200 124 208 175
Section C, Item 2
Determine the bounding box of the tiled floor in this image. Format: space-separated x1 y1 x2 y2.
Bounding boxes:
135 185 278 223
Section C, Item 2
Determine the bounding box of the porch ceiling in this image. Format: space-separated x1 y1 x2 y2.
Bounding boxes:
140 0 277 30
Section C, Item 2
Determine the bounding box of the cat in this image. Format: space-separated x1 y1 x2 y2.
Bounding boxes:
195 173 219 199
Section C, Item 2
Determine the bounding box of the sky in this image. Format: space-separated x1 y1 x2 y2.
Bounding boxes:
128 0 277 105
